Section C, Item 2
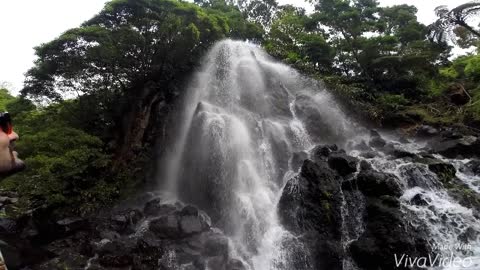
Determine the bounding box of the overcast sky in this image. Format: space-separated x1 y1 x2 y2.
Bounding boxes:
0 0 464 93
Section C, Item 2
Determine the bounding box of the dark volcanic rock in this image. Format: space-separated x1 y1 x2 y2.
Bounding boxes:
416 125 439 137
428 162 457 184
278 159 344 270
56 217 89 235
149 215 181 239
144 199 177 216
429 136 480 158
328 152 358 176
399 164 441 190
0 218 17 234
342 166 431 269
465 160 480 175
311 144 338 162
353 140 372 151
458 227 479 243
350 197 431 270
19 196 237 270
359 151 377 159
359 160 372 171
369 136 386 148
343 170 403 197
96 238 136 267
392 149 418 159
410 193 429 206
279 160 342 235
202 231 229 258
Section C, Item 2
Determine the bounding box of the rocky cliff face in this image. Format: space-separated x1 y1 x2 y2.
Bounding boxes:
278 144 431 270
0 193 245 270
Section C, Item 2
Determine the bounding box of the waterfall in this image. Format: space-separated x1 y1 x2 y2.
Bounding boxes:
157 39 480 270
158 40 355 269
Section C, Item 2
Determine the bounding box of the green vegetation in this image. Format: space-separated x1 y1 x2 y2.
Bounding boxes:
0 88 16 111
262 0 480 130
1 0 261 217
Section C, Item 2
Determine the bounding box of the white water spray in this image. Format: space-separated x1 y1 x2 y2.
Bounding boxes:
158 40 354 269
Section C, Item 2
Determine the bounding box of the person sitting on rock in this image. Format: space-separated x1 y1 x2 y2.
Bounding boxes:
0 112 24 178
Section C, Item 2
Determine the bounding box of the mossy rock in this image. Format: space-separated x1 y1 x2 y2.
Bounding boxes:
428 163 480 211
428 163 457 184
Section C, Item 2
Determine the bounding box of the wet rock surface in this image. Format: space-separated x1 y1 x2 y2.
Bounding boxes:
429 135 480 159
343 170 403 197
4 129 480 270
1 196 242 270
278 144 434 270
278 158 344 270
464 160 480 175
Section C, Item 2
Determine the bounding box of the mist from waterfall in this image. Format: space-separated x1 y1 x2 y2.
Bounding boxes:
156 39 480 270
158 39 355 269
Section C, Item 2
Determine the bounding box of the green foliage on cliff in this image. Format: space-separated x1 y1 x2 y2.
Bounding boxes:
262 0 480 129
2 0 259 217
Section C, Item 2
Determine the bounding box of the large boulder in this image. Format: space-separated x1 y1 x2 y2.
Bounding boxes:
416 125 439 138
428 162 457 184
149 215 181 239
327 152 358 177
341 167 431 270
429 136 480 158
343 170 403 197
398 164 442 190
0 218 17 234
5 194 237 270
368 130 386 148
311 144 338 162
349 197 431 270
278 159 344 270
178 206 211 235
464 160 480 175
144 199 177 217
96 238 136 267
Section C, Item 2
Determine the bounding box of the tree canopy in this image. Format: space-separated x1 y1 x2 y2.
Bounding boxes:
3 0 480 217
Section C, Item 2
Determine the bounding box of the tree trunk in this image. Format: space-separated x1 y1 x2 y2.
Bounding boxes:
112 81 163 170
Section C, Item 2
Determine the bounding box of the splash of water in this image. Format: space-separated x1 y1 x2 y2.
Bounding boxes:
158 40 354 269
157 39 480 270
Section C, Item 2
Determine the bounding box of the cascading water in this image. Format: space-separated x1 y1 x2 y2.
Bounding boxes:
159 40 355 269
351 136 480 270
158 39 480 270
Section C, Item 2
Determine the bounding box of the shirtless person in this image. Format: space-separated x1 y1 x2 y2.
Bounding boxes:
0 112 25 178
0 112 24 269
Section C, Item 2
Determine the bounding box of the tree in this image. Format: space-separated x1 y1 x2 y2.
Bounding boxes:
242 0 278 28
311 0 380 77
305 0 448 98
429 2 480 46
264 5 333 72
22 0 261 167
